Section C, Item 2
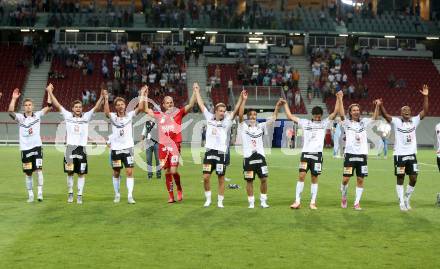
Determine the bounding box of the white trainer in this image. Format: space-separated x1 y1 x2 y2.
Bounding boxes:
27 194 34 203
248 202 255 209
113 193 121 203
217 201 224 208
400 203 408 212
37 192 43 202
261 201 270 208
203 200 211 207
67 193 74 203
127 196 136 204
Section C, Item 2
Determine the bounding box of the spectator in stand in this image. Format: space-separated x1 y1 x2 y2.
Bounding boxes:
90 91 97 104
292 69 300 88
294 88 301 108
228 78 233 94
82 90 90 105
388 73 396 88
86 61 94 75
102 64 109 79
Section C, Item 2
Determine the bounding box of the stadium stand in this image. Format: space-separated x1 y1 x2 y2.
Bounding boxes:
207 63 307 114
45 45 187 110
0 44 31 111
325 57 440 116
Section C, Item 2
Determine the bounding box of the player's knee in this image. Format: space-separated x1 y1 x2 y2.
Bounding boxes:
25 171 32 176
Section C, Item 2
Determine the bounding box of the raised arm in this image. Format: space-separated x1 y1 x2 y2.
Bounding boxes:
230 90 244 119
283 99 299 123
184 83 198 113
8 88 20 119
378 99 392 123
337 91 345 121
329 91 342 120
272 99 285 121
238 90 248 123
103 90 111 118
46 83 63 111
419 84 429 120
371 99 380 120
91 90 104 112
134 85 148 115
41 90 53 115
193 83 206 113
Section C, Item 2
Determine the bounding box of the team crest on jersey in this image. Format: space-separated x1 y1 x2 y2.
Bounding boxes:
119 129 125 137
28 128 33 135
74 125 80 133
22 162 32 170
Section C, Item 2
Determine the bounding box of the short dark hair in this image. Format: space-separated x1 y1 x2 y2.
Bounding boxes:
23 98 33 104
311 106 323 115
246 109 257 117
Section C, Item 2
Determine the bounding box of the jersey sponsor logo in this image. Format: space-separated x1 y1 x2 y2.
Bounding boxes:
401 156 415 161
343 166 353 175
349 157 364 162
299 162 308 170
207 155 220 161
112 160 122 168
245 131 263 139
396 166 405 175
35 159 43 167
69 154 84 160
261 166 269 175
161 125 175 133
115 149 130 155
303 154 319 161
203 164 212 172
25 151 39 158
22 162 32 170
126 156 134 165
65 163 74 171
396 127 416 134
244 170 254 179
249 159 263 165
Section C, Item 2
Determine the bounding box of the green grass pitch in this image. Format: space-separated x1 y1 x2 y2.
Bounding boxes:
0 146 439 269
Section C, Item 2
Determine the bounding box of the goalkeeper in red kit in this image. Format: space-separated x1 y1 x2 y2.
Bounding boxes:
146 83 197 203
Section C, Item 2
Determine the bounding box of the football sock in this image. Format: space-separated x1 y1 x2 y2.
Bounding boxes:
25 175 33 195
311 183 318 204
354 187 363 205
205 191 211 201
248 196 255 204
37 171 43 194
173 172 182 191
396 185 404 204
260 193 268 203
405 185 415 202
112 177 120 194
165 173 174 195
341 183 348 197
295 181 304 202
218 195 224 202
126 177 134 197
67 175 74 194
77 176 85 196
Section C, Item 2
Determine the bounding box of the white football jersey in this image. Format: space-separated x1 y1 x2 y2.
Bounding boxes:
391 116 420 156
342 118 372 155
109 111 135 150
61 107 94 146
436 123 440 157
298 118 330 153
240 121 267 158
203 110 233 153
15 111 44 151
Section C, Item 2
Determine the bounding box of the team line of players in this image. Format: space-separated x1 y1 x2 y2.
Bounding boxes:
7 83 439 211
